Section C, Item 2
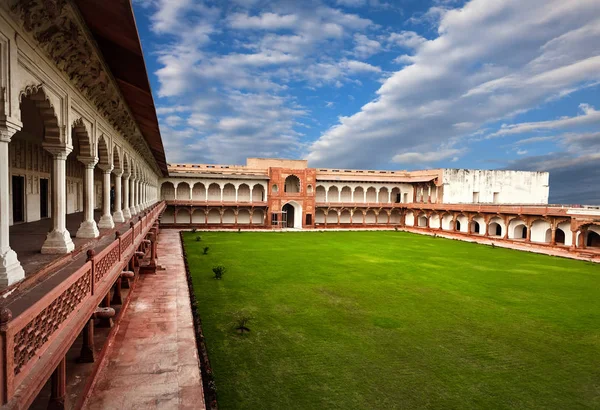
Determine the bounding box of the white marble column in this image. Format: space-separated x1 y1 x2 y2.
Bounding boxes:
134 179 141 213
98 166 115 229
112 170 125 222
0 120 25 285
41 144 75 254
76 157 100 238
129 176 137 215
123 173 131 219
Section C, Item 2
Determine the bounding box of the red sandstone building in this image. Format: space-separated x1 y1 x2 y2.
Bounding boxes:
160 158 600 254
0 1 599 409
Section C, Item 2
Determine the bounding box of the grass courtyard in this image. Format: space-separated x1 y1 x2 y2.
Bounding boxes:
182 231 600 410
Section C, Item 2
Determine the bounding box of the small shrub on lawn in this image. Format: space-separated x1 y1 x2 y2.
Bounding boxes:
196 235 202 242
203 246 209 255
234 312 253 334
491 243 496 249
192 228 197 233
238 228 241 233
213 265 226 279
394 226 398 232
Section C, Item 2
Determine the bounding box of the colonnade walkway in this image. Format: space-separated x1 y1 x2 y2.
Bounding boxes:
84 229 205 409
9 209 143 280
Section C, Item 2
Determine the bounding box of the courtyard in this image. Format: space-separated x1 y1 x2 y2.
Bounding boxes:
183 231 599 409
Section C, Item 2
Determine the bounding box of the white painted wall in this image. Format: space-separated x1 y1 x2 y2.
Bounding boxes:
441 169 549 204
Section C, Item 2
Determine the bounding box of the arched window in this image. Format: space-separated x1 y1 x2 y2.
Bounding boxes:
284 175 300 193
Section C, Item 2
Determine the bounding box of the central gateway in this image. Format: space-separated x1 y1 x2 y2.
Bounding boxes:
283 201 302 229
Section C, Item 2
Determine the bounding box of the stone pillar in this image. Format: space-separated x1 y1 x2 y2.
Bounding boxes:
48 356 68 410
250 187 253 203
325 190 328 202
123 173 131 219
571 230 578 250
98 166 114 229
388 190 391 203
0 120 25 285
129 177 136 215
76 157 100 238
145 182 148 207
526 223 532 242
42 144 75 254
550 227 557 245
235 186 238 202
139 181 144 210
113 170 125 223
134 179 140 214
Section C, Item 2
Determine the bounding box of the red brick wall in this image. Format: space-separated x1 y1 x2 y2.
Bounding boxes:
267 167 316 228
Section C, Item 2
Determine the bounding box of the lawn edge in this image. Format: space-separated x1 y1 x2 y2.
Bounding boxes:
180 231 219 410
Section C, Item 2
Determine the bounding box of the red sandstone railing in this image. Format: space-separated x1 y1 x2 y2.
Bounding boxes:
0 202 166 408
314 202 571 216
165 199 267 206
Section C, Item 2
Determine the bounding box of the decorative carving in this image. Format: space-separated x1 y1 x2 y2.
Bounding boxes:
121 230 133 251
10 0 160 174
93 244 120 283
13 270 91 375
19 83 61 144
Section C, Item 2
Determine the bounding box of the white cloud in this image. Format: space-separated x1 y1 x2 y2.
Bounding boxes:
352 34 382 58
227 12 298 30
488 103 600 138
308 0 600 169
392 148 463 165
336 0 366 6
387 31 426 49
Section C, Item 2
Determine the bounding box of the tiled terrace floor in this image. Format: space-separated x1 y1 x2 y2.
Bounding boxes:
84 229 205 410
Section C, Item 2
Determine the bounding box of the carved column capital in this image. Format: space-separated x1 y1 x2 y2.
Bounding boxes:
97 163 113 173
77 156 98 168
42 143 72 159
0 116 23 143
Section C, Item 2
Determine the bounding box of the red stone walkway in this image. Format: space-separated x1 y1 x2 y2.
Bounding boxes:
84 229 205 409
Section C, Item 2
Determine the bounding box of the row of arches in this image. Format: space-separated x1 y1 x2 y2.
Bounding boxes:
3 85 158 286
161 181 266 202
315 185 412 204
161 207 265 225
310 207 600 250
315 209 403 224
404 211 600 248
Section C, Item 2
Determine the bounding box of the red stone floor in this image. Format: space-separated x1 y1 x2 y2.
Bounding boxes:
5 209 150 318
84 229 205 409
9 209 133 278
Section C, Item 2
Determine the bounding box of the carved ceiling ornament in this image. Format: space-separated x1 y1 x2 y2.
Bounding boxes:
10 0 160 175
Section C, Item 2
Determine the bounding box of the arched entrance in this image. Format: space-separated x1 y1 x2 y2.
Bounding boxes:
282 201 302 229
587 230 600 248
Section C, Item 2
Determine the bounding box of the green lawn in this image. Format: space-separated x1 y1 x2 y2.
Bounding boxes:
183 231 600 410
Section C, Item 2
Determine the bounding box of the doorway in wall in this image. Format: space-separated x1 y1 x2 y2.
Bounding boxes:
40 178 49 218
12 175 25 223
282 203 295 228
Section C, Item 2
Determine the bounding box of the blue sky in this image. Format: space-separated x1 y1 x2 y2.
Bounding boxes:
133 0 600 204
